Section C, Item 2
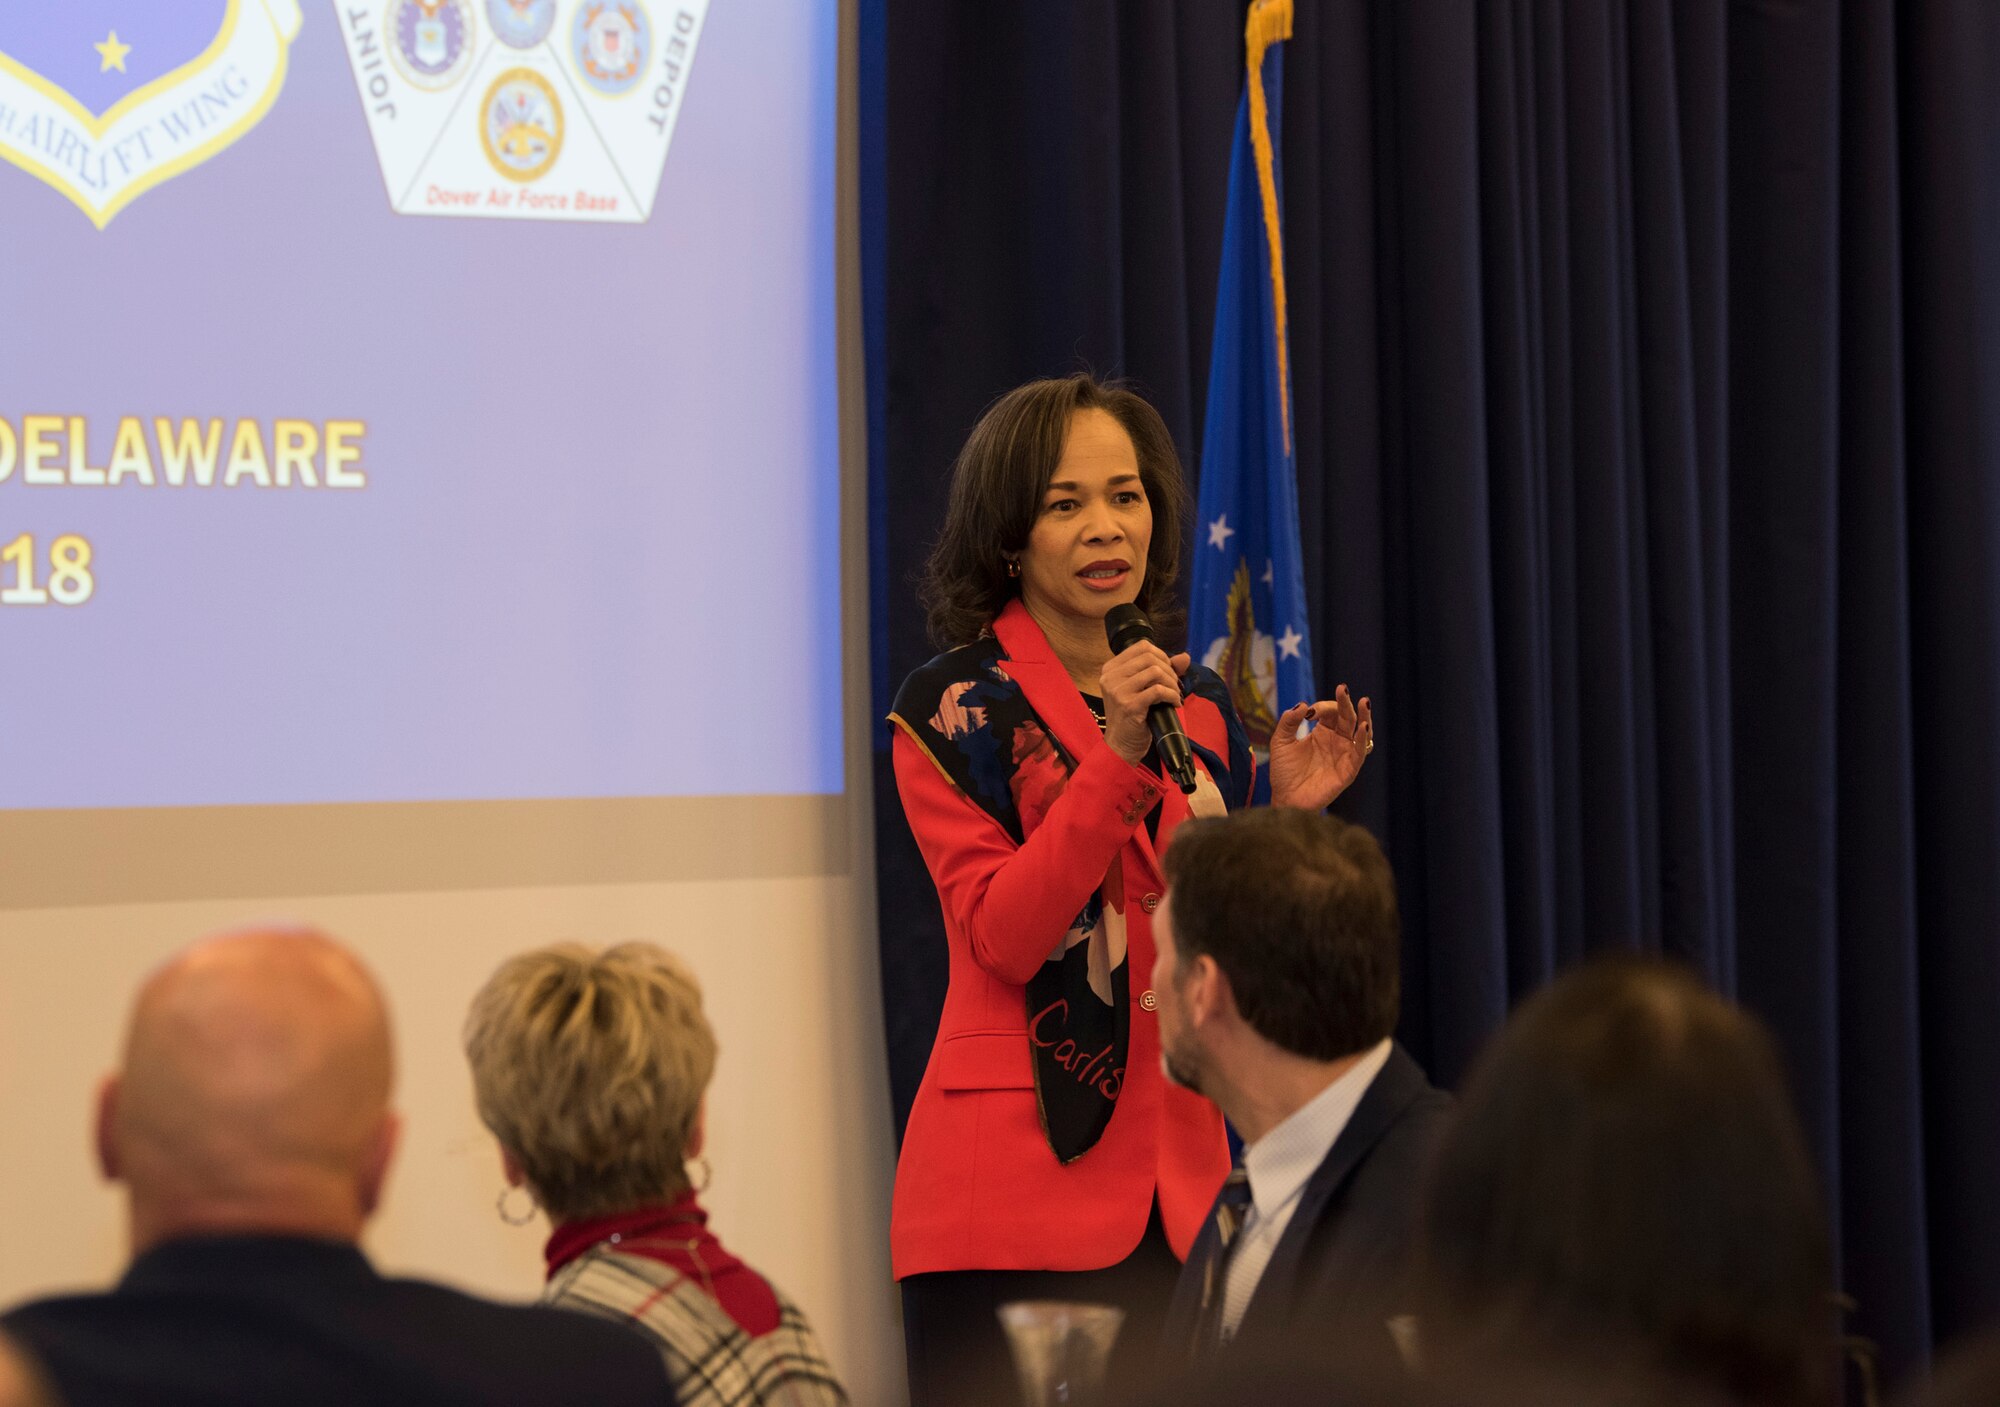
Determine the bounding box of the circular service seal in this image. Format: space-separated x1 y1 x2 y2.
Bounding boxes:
572 1 651 96
486 0 556 49
388 0 476 90
481 67 564 182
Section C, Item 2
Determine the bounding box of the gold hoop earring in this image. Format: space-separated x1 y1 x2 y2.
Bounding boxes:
688 1156 712 1195
496 1185 538 1226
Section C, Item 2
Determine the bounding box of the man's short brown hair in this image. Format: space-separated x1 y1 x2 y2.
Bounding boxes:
1162 808 1401 1060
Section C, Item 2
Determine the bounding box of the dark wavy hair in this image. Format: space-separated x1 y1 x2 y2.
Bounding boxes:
1417 956 1836 1407
918 374 1192 650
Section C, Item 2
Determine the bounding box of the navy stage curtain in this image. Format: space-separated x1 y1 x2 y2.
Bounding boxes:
862 0 2000 1373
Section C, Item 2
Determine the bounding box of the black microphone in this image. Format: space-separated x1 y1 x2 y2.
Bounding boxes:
1104 603 1199 795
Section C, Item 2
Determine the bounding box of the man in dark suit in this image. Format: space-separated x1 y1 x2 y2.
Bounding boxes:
3 925 674 1407
1154 808 1452 1362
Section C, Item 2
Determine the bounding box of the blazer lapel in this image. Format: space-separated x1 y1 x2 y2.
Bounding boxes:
991 603 1094 762
1162 1208 1226 1356
992 602 1170 886
1233 1046 1432 1340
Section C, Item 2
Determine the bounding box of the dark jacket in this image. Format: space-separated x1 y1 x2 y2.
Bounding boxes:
2 1235 676 1407
1162 1043 1454 1359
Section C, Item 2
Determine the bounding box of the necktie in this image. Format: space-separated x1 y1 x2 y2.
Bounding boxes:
1193 1166 1253 1352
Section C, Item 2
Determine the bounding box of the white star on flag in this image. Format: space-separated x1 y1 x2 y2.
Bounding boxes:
1261 559 1275 586
1208 514 1235 550
1277 625 1304 659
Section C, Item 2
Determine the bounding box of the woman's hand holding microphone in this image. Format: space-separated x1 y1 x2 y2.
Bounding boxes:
1098 641 1190 767
1099 626 1377 810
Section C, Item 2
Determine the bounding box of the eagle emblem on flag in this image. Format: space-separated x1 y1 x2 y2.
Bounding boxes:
1204 558 1280 750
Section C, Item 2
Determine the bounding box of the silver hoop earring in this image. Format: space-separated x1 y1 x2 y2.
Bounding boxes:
1005 559 1021 579
496 1185 538 1226
688 1156 712 1195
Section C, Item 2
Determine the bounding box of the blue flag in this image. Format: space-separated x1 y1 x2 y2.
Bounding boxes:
1190 0 1310 803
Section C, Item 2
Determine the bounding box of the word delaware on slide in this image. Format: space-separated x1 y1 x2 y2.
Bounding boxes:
0 414 366 490
0 414 366 613
340 0 711 224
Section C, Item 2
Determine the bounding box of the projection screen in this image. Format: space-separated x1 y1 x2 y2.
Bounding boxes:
0 0 843 908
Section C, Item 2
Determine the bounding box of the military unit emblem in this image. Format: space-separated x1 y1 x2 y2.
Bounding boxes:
481 68 563 181
573 2 648 95
339 0 710 223
0 0 304 228
486 0 557 50
389 0 475 89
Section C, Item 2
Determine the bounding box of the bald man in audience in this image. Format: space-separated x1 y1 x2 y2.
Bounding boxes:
2 927 676 1407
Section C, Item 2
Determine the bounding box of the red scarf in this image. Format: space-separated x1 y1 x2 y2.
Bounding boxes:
544 1192 781 1338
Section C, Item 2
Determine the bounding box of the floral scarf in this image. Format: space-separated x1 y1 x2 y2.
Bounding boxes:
892 634 1250 1163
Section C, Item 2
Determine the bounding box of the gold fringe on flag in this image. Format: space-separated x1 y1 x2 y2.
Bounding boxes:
1245 0 1294 455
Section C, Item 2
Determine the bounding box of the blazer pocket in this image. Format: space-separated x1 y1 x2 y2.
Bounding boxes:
935 1030 1034 1091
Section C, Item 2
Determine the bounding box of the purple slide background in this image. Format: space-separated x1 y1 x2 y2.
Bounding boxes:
0 2 228 113
0 0 842 809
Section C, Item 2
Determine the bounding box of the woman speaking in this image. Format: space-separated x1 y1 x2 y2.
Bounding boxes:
888 374 1374 1404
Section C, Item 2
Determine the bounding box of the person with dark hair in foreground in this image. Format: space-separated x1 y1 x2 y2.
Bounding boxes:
1899 1326 2000 1407
1415 956 1836 1407
1 927 675 1407
889 374 1376 1405
1114 1331 1738 1407
1153 808 1452 1361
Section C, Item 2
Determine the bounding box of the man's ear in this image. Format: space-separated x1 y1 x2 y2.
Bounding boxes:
94 1074 122 1183
357 1111 402 1217
1186 954 1233 1028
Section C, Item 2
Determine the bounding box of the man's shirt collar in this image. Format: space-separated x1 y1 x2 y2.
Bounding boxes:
1241 1038 1394 1222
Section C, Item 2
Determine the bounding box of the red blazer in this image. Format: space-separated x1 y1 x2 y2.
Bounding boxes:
888 602 1236 1278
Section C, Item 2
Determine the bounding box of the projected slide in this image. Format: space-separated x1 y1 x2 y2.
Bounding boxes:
0 0 840 811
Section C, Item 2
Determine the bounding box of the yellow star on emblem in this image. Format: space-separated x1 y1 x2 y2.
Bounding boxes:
95 31 132 73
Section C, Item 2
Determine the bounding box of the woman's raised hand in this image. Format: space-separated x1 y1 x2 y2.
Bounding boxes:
1268 685 1374 810
1100 642 1190 767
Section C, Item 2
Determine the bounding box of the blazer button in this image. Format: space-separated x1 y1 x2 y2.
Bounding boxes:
1140 989 1158 1011
1141 893 1160 913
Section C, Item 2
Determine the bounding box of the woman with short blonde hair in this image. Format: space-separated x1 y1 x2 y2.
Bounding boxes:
466 943 847 1407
